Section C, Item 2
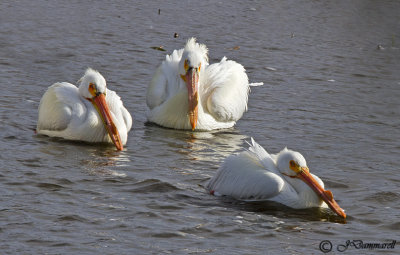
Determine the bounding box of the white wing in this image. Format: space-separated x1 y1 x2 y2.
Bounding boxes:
105 89 132 144
207 144 285 201
201 57 249 122
37 82 83 132
146 65 167 110
121 107 132 132
106 89 132 132
146 49 183 110
246 137 278 173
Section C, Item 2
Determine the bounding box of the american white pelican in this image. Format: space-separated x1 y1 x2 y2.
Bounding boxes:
206 138 346 218
146 37 261 131
36 68 132 150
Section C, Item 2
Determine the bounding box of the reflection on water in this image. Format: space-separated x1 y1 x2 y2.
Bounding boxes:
82 150 131 177
143 123 249 163
36 135 131 177
214 197 347 224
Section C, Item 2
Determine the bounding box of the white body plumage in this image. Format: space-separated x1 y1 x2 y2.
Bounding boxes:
37 68 132 149
146 38 252 131
207 138 347 219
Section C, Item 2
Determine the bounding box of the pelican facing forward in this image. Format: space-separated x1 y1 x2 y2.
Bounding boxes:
146 37 260 131
37 68 132 150
207 138 346 218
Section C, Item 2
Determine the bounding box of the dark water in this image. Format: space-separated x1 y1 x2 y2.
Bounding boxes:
1 0 399 254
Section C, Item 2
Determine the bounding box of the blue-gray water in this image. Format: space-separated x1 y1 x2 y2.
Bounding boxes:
1 0 399 254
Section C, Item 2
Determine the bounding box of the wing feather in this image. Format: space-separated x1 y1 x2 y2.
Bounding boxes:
207 151 284 201
37 82 80 132
106 89 132 132
202 57 249 122
146 66 167 109
247 137 278 174
147 49 184 109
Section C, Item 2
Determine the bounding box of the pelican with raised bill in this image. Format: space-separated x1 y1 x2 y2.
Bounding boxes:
146 37 262 131
206 138 346 218
36 68 132 150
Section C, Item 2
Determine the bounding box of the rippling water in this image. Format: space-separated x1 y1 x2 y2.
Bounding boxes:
1 0 399 254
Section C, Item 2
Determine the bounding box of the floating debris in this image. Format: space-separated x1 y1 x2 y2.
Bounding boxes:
158 9 161 15
249 82 264 87
291 33 295 38
151 46 166 51
291 226 303 231
264 66 277 71
377 44 385 50
327 79 335 82
174 32 179 38
228 46 240 50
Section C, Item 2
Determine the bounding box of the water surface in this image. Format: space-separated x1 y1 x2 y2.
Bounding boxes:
1 0 399 254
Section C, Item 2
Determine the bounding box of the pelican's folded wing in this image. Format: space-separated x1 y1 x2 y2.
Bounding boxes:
146 65 168 110
202 57 249 122
105 89 132 132
206 150 285 201
121 106 132 132
247 137 278 174
146 49 184 110
37 82 79 132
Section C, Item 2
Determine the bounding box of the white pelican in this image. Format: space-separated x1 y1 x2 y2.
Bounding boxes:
146 37 261 131
206 138 346 218
36 68 132 150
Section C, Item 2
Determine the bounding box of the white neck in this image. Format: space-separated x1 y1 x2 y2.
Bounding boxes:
278 175 323 209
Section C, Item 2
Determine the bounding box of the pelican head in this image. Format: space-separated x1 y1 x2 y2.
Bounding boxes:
78 68 123 151
179 38 208 130
277 149 346 218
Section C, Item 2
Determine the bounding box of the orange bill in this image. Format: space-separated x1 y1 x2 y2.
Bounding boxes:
184 68 199 131
92 94 123 151
297 167 346 218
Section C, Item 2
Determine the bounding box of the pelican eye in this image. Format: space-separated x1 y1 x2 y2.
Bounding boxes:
184 59 189 72
289 160 302 174
88 83 97 97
